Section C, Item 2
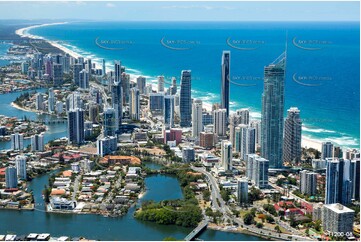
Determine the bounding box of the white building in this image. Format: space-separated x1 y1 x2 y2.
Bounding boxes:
15 155 27 180
213 109 227 140
299 170 317 195
11 133 24 150
246 154 269 189
192 99 203 139
234 124 255 160
157 75 165 93
221 140 232 171
31 133 44 152
97 136 117 157
56 101 64 114
322 203 355 234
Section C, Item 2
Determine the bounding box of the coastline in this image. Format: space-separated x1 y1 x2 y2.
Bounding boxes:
14 23 344 151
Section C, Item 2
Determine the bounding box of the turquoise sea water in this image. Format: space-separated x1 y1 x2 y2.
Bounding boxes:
28 21 360 148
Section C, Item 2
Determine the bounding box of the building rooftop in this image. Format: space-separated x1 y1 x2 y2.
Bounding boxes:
324 203 355 214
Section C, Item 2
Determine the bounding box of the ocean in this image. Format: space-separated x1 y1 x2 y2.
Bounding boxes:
28 21 360 148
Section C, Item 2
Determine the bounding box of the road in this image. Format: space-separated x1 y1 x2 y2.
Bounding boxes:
190 166 315 241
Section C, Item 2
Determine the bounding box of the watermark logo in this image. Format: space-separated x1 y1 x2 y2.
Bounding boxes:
230 75 263 87
292 73 332 87
292 115 335 126
226 37 265 51
160 37 200 50
292 37 332 51
95 37 134 50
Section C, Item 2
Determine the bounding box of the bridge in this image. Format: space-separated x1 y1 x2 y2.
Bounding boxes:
184 219 208 241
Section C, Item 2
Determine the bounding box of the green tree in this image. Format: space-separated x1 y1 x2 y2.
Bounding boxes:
243 212 255 225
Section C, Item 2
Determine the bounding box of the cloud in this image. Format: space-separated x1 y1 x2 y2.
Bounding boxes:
106 3 116 8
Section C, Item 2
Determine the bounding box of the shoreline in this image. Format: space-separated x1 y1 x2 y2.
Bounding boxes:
14 23 358 151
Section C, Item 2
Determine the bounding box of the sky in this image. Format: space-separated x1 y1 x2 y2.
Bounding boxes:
0 1 359 22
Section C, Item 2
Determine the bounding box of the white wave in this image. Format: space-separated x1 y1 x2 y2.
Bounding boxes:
302 126 336 134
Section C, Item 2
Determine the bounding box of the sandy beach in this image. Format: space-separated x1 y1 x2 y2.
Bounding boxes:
14 23 324 151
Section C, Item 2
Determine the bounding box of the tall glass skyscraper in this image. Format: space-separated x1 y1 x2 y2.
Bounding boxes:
111 80 123 133
261 52 286 168
221 51 230 118
67 108 85 145
164 95 175 129
114 60 121 82
103 108 116 137
180 70 192 127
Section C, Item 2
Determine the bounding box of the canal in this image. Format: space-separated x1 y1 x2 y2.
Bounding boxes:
0 92 263 240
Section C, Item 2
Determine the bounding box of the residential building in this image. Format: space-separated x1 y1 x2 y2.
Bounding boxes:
179 70 192 127
261 52 286 168
283 107 302 163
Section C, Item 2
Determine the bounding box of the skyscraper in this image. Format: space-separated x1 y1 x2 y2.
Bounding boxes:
221 140 232 171
322 141 334 159
73 63 83 86
299 170 317 195
180 70 192 127
322 204 355 234
213 109 227 139
52 63 63 86
35 93 44 111
103 108 116 137
170 77 177 95
237 178 248 206
102 59 106 76
325 159 354 205
79 69 89 89
234 124 256 160
261 52 286 168
111 80 123 133
250 120 261 149
164 95 175 129
236 108 250 125
192 99 203 138
136 76 146 94
67 108 85 145
221 51 230 118
11 133 24 150
89 103 99 124
48 88 55 113
283 107 302 163
114 60 121 82
158 75 165 93
5 166 17 189
97 136 117 157
130 88 140 121
351 159 360 201
15 155 27 180
31 134 44 152
229 113 242 147
121 73 130 104
149 93 165 114
66 92 82 111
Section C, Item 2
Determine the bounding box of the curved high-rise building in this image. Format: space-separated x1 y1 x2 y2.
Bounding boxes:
261 52 286 168
221 51 230 118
